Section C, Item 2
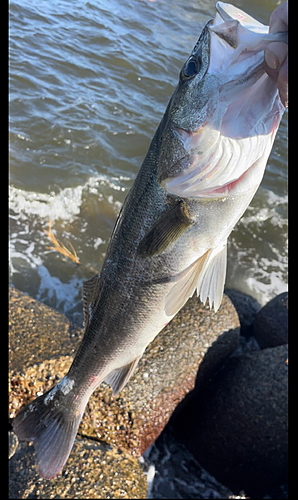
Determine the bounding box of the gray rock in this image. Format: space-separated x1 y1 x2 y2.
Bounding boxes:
172 344 288 497
253 292 288 348
9 436 148 499
225 289 261 337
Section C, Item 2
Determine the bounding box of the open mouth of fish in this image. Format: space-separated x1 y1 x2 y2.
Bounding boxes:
162 1 287 200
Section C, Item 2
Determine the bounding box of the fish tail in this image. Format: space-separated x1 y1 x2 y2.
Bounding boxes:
12 376 85 479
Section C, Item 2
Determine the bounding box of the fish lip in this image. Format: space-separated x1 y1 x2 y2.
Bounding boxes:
214 1 266 32
215 1 234 22
208 19 239 49
208 4 241 50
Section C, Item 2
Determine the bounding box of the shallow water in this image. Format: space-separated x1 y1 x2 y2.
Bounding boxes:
9 0 288 321
142 424 235 498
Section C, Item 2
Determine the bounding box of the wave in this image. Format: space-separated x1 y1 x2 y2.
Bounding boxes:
9 174 131 317
9 174 128 222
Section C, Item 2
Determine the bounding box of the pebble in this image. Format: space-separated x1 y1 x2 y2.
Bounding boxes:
9 436 147 499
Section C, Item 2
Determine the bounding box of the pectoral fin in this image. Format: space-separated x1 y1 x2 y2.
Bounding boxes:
104 356 141 395
138 200 193 257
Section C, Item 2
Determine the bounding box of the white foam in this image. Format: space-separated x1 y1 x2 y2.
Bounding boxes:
9 174 128 223
226 247 287 306
93 237 104 250
9 184 84 222
245 267 288 306
36 265 83 313
227 187 288 306
9 235 43 274
240 191 288 226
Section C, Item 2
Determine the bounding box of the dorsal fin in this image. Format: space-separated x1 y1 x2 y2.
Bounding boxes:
82 274 101 329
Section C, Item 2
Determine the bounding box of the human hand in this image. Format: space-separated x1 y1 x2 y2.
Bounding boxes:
264 1 288 107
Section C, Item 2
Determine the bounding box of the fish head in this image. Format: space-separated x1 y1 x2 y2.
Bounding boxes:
158 2 285 198
171 1 285 135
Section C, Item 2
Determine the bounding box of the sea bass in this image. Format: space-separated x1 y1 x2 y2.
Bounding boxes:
13 2 287 479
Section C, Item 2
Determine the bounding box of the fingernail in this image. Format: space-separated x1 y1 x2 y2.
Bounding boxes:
264 48 280 70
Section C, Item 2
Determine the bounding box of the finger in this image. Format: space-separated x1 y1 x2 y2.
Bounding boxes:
264 42 288 70
277 56 288 107
269 1 288 34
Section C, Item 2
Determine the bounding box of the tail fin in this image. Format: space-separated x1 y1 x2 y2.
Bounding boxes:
12 377 84 479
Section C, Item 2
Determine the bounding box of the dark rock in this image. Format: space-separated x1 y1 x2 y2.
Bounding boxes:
172 344 288 497
225 289 261 337
253 292 288 348
9 286 240 462
9 436 148 499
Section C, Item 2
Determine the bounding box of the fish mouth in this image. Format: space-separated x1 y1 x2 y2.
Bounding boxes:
204 2 286 138
215 2 287 44
161 3 285 200
208 2 287 75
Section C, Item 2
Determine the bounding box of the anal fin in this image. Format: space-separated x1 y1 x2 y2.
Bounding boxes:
165 242 227 317
165 250 211 317
104 356 141 395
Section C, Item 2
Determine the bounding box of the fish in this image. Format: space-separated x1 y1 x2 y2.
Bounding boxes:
12 2 287 479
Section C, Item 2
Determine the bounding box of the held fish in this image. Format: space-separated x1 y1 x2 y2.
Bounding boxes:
13 2 287 479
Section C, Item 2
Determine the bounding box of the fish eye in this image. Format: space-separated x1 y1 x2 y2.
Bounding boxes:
180 56 201 81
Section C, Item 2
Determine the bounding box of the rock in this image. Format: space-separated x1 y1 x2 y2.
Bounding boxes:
225 289 261 337
9 287 240 461
172 344 288 497
253 292 288 348
9 435 148 499
9 287 83 373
